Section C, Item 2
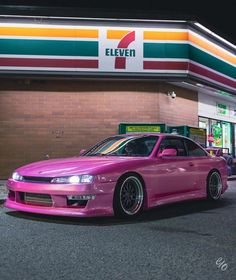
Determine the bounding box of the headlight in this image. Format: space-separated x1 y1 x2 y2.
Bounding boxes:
51 175 94 184
12 172 23 181
80 175 94 183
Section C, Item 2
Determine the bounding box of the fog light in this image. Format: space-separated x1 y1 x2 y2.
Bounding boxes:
8 190 16 201
67 195 96 200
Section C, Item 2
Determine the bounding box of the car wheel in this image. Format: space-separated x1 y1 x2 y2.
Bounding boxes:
207 171 223 201
113 174 144 218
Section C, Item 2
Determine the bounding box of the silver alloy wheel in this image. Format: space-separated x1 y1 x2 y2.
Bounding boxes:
119 176 144 215
208 172 222 200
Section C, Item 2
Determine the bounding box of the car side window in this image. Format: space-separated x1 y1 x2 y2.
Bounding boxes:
159 137 187 156
185 139 207 157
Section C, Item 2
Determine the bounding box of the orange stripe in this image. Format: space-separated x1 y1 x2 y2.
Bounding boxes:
0 27 98 38
102 138 128 154
144 31 188 40
107 30 130 39
189 33 236 65
143 30 235 65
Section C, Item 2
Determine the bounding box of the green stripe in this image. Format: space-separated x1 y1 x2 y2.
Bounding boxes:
189 45 235 79
0 39 98 56
143 43 235 79
143 43 189 59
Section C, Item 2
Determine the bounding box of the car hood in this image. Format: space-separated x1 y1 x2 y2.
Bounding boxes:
15 156 142 177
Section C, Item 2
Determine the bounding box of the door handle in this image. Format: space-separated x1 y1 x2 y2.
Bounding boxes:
189 162 194 166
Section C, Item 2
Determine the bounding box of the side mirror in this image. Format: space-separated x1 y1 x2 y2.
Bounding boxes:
79 149 86 156
159 148 177 157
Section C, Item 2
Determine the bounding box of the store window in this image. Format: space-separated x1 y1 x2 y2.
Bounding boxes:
199 117 233 154
199 117 210 146
222 122 232 152
211 120 222 148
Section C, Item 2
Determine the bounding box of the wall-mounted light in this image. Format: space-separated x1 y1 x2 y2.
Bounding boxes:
167 91 176 99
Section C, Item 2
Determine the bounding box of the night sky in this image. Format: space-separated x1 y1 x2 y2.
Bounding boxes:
0 0 235 45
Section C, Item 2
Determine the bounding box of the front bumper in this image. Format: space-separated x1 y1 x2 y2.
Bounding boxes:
4 179 115 217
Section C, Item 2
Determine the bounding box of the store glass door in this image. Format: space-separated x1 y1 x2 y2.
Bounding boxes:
211 120 222 148
199 117 210 146
222 122 232 153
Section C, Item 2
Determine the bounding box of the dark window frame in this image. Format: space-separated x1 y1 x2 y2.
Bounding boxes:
157 136 188 157
184 138 208 157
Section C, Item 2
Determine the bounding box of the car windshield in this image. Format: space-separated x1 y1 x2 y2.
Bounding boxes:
83 135 159 157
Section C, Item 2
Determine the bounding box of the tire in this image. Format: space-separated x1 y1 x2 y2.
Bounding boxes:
207 171 223 201
113 174 144 218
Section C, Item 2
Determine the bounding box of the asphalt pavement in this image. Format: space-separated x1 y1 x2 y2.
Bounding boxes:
0 180 236 280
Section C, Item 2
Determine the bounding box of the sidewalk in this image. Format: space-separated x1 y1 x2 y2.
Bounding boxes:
227 175 236 181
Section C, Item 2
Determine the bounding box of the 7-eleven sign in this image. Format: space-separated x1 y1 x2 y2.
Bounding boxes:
103 30 136 70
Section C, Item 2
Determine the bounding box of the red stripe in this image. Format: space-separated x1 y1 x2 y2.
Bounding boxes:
115 57 126 69
117 31 135 49
144 61 235 89
143 61 188 70
115 31 135 69
189 63 235 89
0 57 99 68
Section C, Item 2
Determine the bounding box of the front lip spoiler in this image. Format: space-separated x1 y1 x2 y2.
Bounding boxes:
4 199 113 217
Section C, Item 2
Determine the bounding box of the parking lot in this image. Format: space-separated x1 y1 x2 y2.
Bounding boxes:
0 180 235 280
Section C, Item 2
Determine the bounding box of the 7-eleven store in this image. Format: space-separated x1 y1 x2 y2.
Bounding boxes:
0 16 235 178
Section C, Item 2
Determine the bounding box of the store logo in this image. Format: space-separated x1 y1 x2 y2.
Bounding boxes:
105 30 136 69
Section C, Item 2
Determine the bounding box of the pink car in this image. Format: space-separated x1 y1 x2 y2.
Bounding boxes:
4 133 228 218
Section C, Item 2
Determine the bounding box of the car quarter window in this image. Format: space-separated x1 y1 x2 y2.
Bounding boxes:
184 139 207 157
159 137 187 156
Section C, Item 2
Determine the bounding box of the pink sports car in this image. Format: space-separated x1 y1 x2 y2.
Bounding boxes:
5 133 228 218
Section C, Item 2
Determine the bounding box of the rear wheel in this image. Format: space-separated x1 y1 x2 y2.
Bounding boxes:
207 171 223 201
113 175 144 218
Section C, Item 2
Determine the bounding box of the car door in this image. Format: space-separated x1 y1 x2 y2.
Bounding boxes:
184 138 210 192
154 136 196 197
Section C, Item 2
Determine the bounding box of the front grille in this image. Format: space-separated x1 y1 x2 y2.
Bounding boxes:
22 176 52 183
20 192 52 206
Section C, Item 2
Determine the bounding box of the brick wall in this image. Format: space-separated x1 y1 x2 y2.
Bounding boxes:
0 78 198 178
158 83 198 126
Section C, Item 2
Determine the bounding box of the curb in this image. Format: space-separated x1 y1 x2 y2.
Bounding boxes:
0 193 7 203
0 182 7 204
0 199 6 204
227 176 236 181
